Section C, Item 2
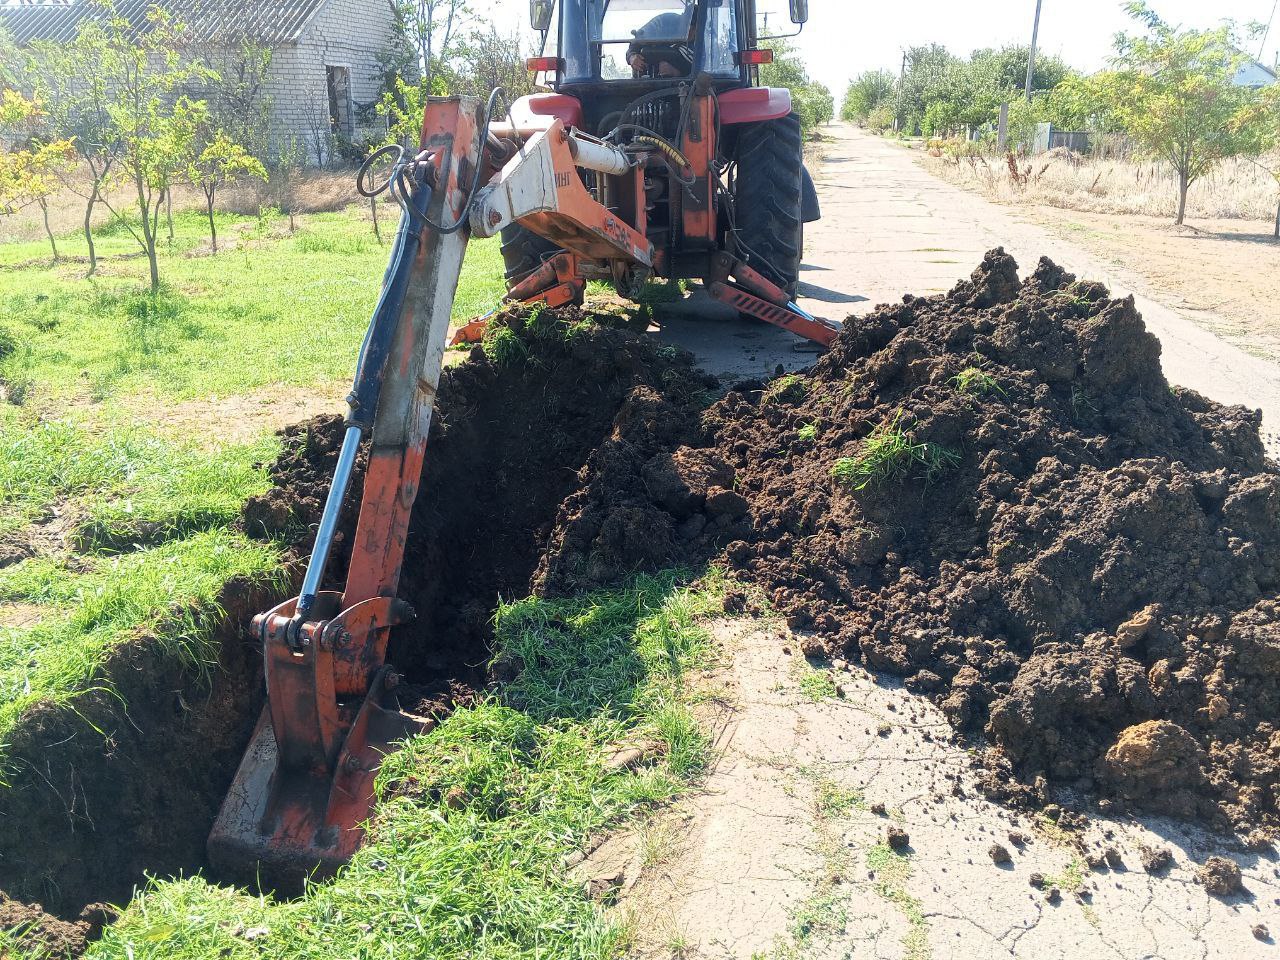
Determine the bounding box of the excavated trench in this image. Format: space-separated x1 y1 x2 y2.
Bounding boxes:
0 309 715 955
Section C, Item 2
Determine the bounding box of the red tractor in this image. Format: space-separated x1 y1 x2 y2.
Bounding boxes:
209 0 839 883
493 0 823 319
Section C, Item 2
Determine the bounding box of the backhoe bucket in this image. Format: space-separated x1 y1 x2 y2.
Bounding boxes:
209 662 428 883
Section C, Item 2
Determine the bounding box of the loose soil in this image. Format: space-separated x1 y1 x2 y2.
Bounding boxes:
534 251 1280 844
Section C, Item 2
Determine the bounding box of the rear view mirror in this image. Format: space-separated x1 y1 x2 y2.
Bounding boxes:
789 0 808 23
531 0 553 31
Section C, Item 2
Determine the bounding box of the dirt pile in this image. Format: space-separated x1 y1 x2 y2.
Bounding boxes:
0 897 114 959
537 251 1280 839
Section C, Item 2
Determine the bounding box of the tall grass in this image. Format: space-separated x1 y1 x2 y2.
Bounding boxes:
928 149 1280 222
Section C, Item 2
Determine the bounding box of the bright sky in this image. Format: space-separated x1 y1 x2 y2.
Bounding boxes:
471 0 1280 97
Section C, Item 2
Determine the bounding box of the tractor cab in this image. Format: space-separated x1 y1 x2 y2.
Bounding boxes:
525 0 808 136
556 0 743 87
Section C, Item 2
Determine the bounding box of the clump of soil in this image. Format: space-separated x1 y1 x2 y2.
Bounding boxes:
0 896 109 959
538 250 1280 838
1198 856 1244 897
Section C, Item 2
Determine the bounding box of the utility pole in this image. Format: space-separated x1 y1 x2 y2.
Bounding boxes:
1024 0 1043 102
895 48 907 132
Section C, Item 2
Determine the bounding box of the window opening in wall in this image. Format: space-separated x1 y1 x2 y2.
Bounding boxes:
326 65 353 137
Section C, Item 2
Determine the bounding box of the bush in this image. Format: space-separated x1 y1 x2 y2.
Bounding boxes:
867 104 896 133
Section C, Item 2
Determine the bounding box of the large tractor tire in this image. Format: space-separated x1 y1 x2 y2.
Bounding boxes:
499 223 562 287
733 112 805 298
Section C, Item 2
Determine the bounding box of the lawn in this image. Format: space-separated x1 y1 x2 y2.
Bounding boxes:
0 203 506 763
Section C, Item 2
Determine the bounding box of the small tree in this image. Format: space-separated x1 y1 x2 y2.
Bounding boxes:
396 0 471 87
842 70 896 124
26 24 125 276
760 41 834 137
1110 1 1269 225
186 119 267 253
270 135 308 233
94 8 211 291
445 25 534 101
0 90 76 261
199 38 274 163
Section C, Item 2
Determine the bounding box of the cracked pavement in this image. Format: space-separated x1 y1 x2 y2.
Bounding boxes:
611 620 1277 959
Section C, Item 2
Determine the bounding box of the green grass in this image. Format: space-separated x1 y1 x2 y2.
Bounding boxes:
866 843 931 960
796 663 838 702
0 529 282 757
796 421 818 442
0 407 286 755
831 410 960 490
764 373 808 404
0 207 506 406
950 366 1004 397
90 570 727 960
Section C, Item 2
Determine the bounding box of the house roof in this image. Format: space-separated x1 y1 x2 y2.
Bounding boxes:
0 0 332 47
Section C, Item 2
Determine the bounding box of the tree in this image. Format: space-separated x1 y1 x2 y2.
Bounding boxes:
1041 71 1125 134
1242 85 1280 238
198 39 274 164
897 44 960 135
842 70 895 124
26 26 123 275
1110 1 1270 224
969 45 1071 98
94 8 211 291
760 42 834 137
444 25 535 101
0 90 76 261
396 0 471 87
185 115 267 253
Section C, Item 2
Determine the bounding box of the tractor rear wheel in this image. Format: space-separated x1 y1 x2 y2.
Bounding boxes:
500 223 561 287
733 112 804 297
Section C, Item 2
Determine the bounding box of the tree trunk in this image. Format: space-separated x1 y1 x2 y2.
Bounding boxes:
371 195 381 244
84 183 99 276
1176 170 1189 226
1274 196 1279 240
39 198 59 263
165 189 174 245
139 186 160 294
207 189 218 254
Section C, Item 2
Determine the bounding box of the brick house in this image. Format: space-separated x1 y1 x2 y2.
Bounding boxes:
1 0 403 163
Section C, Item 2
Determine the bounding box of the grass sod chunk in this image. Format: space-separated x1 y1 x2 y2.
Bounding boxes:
90 571 726 960
764 374 808 405
830 410 960 490
950 365 1005 397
